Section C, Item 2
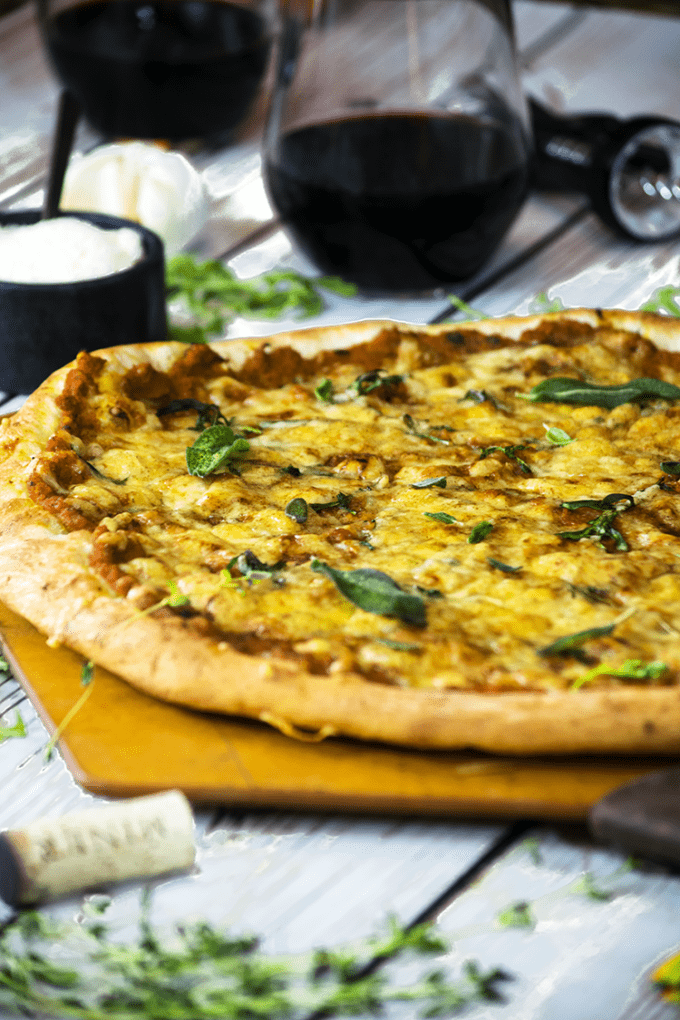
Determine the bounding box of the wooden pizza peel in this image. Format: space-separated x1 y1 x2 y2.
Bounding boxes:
1 597 679 828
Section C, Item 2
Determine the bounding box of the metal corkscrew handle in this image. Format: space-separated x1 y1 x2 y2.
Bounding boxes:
529 96 680 242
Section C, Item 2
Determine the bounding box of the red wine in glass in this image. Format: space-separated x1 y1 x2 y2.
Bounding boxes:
265 112 529 293
40 0 271 141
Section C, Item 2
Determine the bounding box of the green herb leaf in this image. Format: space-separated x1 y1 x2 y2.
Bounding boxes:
557 496 633 552
521 376 680 408
496 901 534 929
446 295 489 320
571 658 668 690
351 369 403 396
166 254 357 342
661 460 680 475
528 291 566 314
424 511 459 525
640 284 680 317
479 443 533 475
539 623 615 659
487 557 521 574
412 476 447 489
314 378 334 402
285 497 308 524
572 872 613 901
544 424 574 446
403 414 451 444
0 710 26 743
469 521 494 544
186 424 250 477
311 559 426 627
158 398 228 430
310 491 354 513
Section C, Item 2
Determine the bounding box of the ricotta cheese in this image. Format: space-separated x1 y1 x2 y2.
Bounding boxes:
0 218 143 284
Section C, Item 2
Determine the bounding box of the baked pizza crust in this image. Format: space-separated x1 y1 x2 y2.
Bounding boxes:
0 309 679 756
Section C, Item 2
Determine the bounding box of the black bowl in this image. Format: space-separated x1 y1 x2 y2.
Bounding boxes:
0 210 167 394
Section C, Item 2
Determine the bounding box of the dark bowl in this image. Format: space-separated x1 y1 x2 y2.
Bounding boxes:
0 209 167 394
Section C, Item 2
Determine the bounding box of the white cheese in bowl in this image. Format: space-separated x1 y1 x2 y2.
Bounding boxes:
0 218 143 284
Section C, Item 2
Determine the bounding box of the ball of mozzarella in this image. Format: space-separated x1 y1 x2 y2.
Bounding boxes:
61 142 209 254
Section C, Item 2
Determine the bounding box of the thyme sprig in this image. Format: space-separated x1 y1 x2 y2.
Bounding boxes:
0 711 25 743
0 903 512 1019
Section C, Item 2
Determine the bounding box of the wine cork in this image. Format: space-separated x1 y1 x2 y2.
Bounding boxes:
0 790 195 906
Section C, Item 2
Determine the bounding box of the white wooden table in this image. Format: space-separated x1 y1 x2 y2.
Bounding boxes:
1 2 680 1017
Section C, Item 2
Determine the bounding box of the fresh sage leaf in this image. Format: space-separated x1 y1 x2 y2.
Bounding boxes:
352 369 403 396
315 378 334 402
186 424 250 477
661 460 680 475
487 557 521 574
424 511 459 525
285 497 308 524
158 398 228 430
469 521 494 544
412 476 447 489
521 376 680 408
479 443 533 475
558 496 633 552
311 559 426 627
403 414 451 444
561 494 634 511
544 425 574 446
310 492 354 513
539 623 615 659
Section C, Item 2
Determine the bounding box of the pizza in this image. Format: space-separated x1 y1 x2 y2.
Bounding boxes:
0 308 680 755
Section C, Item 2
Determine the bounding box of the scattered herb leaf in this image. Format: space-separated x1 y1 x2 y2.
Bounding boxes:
479 443 533 475
375 638 422 652
186 423 250 477
571 658 668 690
314 378 334 403
496 901 534 929
572 872 614 901
539 623 615 661
528 291 566 314
311 559 426 628
424 511 459 525
469 521 494 544
351 369 403 396
446 295 489 320
543 424 574 446
285 497 308 524
0 711 26 743
640 284 680 317
412 476 447 490
84 460 128 485
558 496 633 552
521 376 680 408
487 557 521 574
403 414 451 444
310 492 354 513
661 460 680 475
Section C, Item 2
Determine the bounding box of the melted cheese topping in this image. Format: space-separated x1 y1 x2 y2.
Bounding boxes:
32 324 680 692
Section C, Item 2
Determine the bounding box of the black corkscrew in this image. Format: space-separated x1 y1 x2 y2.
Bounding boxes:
529 96 680 242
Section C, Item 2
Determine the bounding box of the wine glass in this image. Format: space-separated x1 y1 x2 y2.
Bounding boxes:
36 0 276 143
264 0 531 294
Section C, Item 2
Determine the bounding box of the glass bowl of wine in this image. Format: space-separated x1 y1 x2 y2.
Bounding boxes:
36 0 275 143
264 0 531 294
